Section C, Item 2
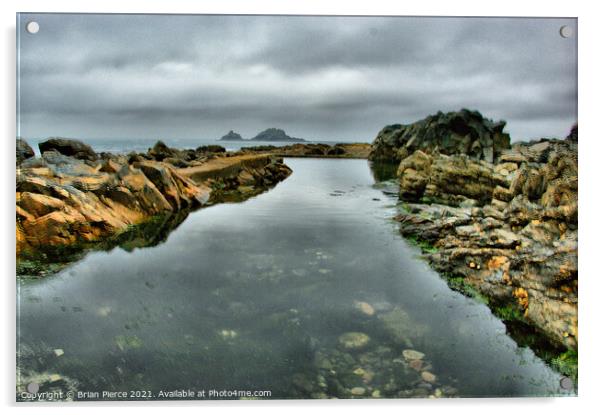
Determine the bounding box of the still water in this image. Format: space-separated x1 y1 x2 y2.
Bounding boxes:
17 158 570 400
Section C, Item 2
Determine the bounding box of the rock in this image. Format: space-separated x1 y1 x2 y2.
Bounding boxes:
397 151 509 206
355 301 375 316
16 151 291 262
392 129 578 350
566 124 577 142
421 371 437 383
379 307 428 346
350 387 366 396
219 130 244 141
38 137 98 161
114 335 143 351
197 145 226 153
148 140 176 161
16 138 35 163
18 192 65 218
409 359 423 371
402 349 425 361
370 109 511 163
338 332 371 350
371 389 381 398
219 329 238 339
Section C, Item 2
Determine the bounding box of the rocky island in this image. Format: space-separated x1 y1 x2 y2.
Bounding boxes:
251 128 305 142
369 110 577 377
219 130 244 141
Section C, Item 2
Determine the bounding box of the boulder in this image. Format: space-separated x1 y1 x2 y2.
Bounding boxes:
16 138 35 163
196 145 226 154
38 138 98 161
369 109 511 163
147 140 176 161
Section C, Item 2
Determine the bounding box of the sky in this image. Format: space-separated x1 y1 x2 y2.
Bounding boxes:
17 14 577 142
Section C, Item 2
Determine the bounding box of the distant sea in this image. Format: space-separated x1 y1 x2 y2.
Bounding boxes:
26 137 357 156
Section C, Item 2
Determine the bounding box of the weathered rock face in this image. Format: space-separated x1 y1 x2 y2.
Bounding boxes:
16 138 35 164
394 136 578 350
38 138 98 161
397 151 509 206
369 109 511 164
16 142 292 262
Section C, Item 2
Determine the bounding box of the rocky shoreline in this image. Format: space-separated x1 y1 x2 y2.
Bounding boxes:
16 138 292 274
240 142 372 159
370 110 577 376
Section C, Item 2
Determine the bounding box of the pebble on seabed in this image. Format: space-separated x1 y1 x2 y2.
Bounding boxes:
351 387 366 396
402 349 425 361
338 332 371 350
355 301 376 316
421 371 437 383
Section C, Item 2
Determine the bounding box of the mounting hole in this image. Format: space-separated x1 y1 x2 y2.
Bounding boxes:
559 25 573 38
26 21 39 34
26 382 39 394
560 376 574 390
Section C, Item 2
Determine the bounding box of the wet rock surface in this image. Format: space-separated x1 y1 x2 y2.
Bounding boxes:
390 125 577 351
16 140 292 271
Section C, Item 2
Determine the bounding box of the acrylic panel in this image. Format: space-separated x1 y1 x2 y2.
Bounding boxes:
16 13 577 401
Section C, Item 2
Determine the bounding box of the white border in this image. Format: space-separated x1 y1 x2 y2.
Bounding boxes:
2 1 600 415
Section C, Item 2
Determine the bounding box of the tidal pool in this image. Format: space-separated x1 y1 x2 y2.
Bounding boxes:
17 158 572 400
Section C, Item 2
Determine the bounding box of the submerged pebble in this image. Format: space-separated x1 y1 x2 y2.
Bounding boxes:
351 386 366 396
402 349 425 361
355 301 375 316
421 371 437 383
338 332 371 350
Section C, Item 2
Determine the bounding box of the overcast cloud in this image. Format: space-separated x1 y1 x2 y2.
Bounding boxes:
17 14 577 142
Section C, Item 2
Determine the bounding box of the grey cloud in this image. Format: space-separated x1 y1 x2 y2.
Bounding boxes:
18 13 577 142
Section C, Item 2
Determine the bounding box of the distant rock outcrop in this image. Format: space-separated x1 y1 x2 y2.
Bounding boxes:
16 138 35 164
38 137 98 161
369 109 511 164
219 130 244 141
251 128 305 142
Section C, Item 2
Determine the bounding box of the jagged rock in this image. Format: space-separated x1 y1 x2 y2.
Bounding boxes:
16 138 35 163
369 109 511 163
17 140 292 260
390 116 578 350
38 138 98 161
